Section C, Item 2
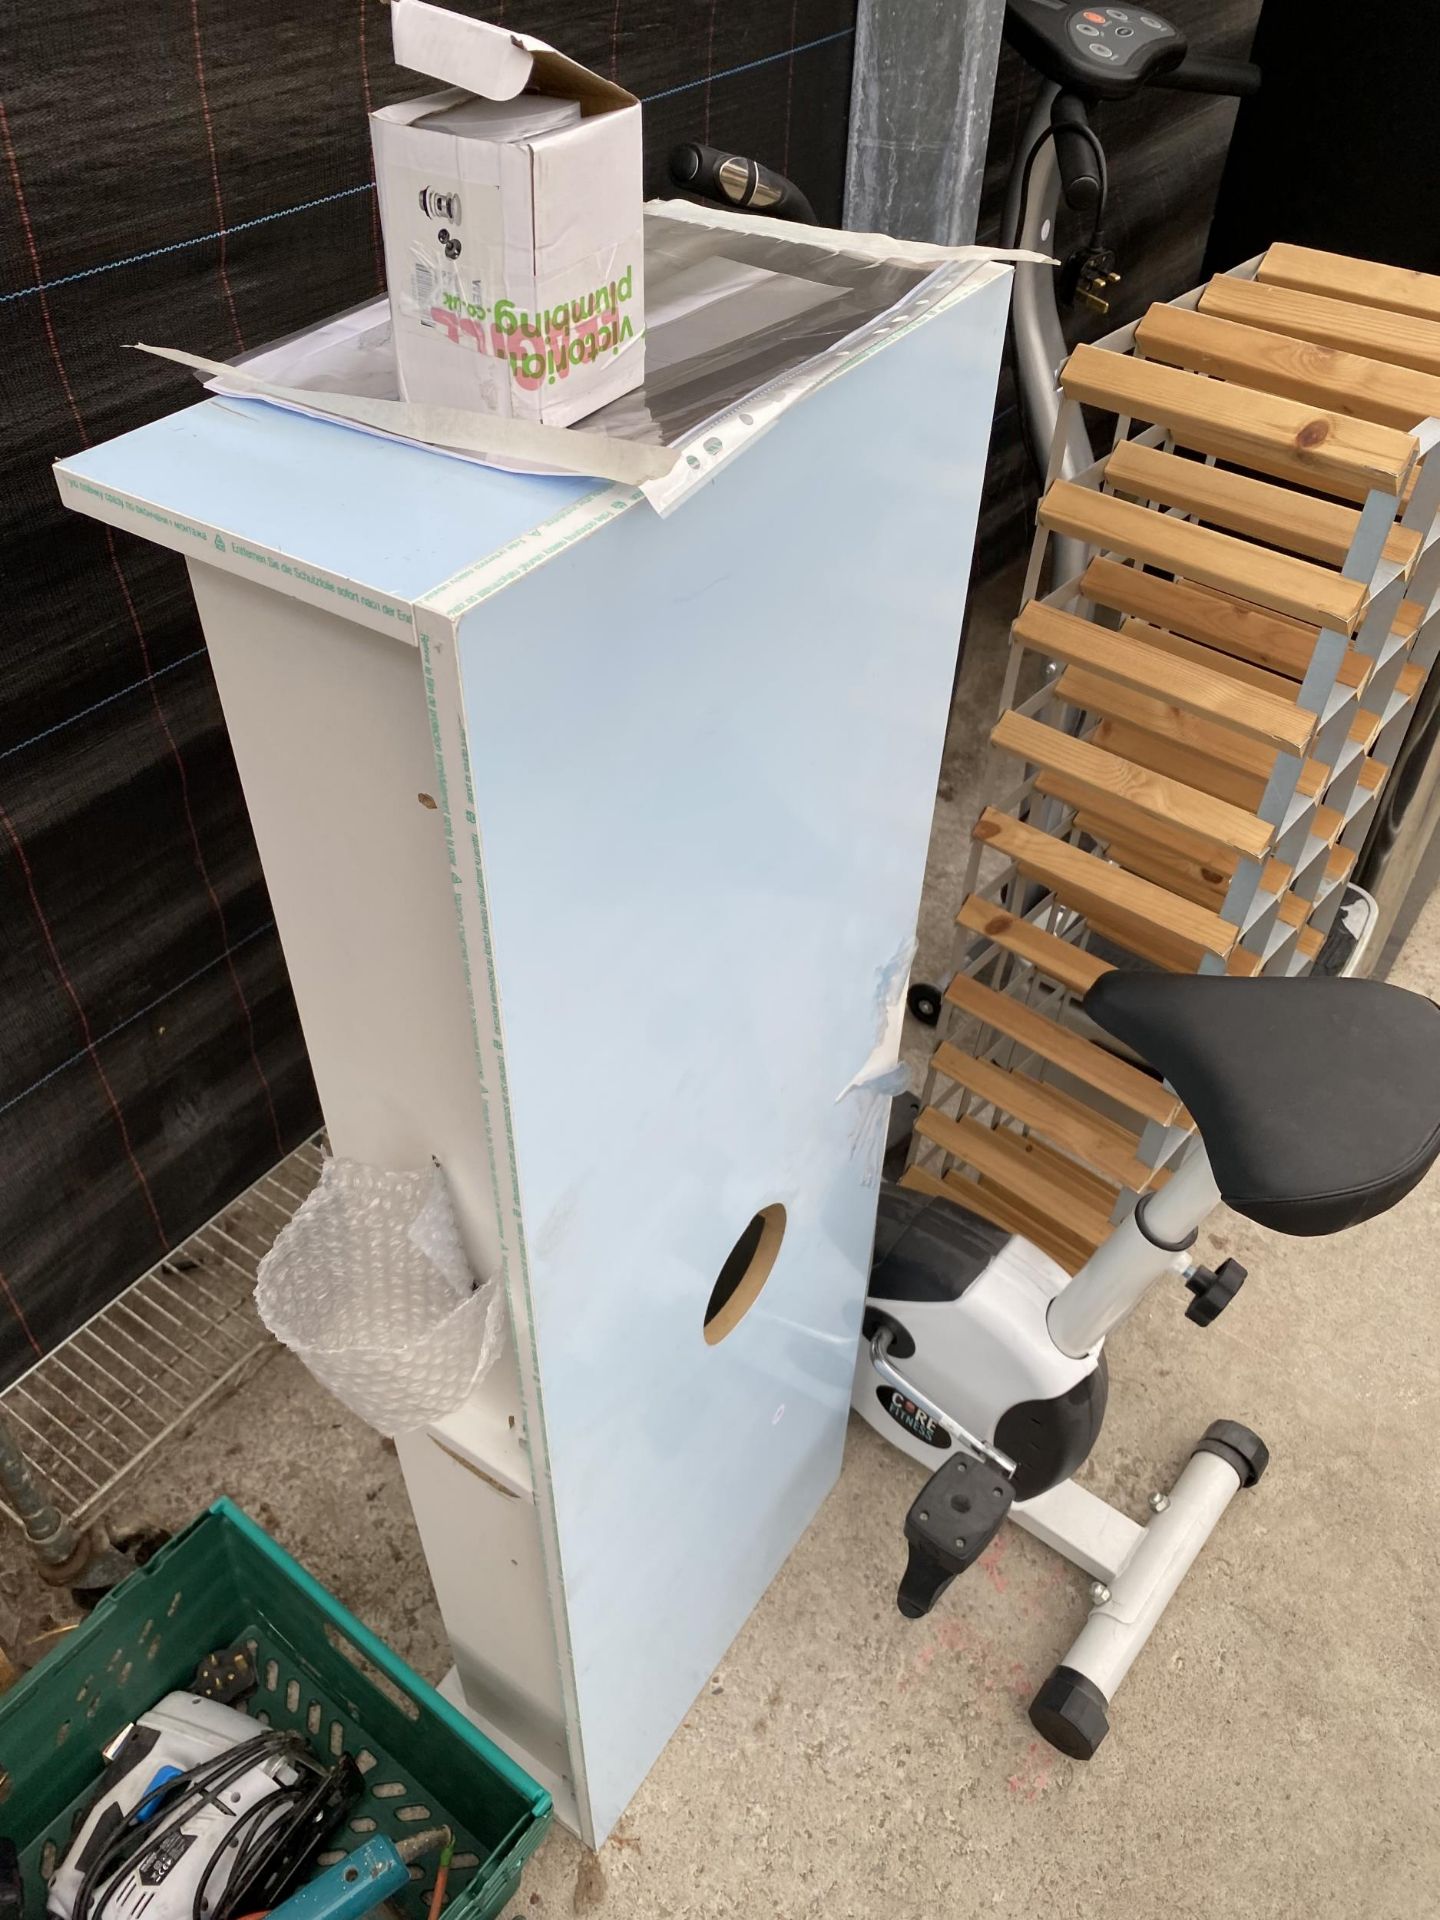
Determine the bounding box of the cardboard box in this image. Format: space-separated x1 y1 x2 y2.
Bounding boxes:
372 0 645 427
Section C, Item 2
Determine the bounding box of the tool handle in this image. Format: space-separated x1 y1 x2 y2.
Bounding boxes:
264 1838 410 1920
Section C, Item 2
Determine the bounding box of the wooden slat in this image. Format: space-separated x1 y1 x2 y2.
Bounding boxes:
1082 910 1184 974
974 799 1237 979
993 708 1274 859
1060 340 1415 497
1278 892 1309 928
899 1162 1090 1271
1298 926 1325 961
1192 446 1395 509
1090 910 1190 975
1258 243 1440 326
1124 620 1301 700
898 1163 952 1202
1083 714 1277 813
1296 754 1330 797
1202 276 1440 380
1184 592 1369 690
1044 770 1291 888
1039 479 1367 635
1104 439 1419 572
1357 755 1388 793
932 1042 1153 1191
1313 801 1344 844
954 895 1113 996
1047 771 1223 870
1080 556 1370 689
1074 815 1232 909
1058 667 1327 799
915 1107 1115 1248
1074 806 1229 900
943 959 1188 1127
920 1108 1115 1221
1068 796 1292 904
1349 668 1424 746
1083 907 1264 977
1082 802 1297 906
1327 843 1358 884
1136 302 1440 435
1014 596 1317 750
971 1159 1105 1267
914 1164 1095 1273
1350 705 1385 752
966 824 1266 983
1002 1136 1119 1212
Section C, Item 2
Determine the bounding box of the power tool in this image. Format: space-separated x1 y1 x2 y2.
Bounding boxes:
49 1693 357 1920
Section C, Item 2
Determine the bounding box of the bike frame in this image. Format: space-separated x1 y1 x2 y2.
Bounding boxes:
1000 82 1093 588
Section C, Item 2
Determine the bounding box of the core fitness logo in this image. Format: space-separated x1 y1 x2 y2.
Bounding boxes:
877 1386 951 1450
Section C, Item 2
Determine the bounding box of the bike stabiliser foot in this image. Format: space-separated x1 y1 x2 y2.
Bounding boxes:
896 1452 1015 1619
1029 1665 1111 1759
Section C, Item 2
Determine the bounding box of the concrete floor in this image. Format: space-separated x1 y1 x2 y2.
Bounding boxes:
6 587 1440 1918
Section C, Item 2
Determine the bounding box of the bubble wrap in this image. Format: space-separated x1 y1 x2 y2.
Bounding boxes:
255 1158 503 1436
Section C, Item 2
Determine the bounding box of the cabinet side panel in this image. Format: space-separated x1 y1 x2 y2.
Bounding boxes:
186 566 565 1765
454 273 1011 1839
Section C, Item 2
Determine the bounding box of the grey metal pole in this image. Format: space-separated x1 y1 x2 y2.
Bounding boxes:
0 1408 87 1575
1001 84 1093 586
0 1408 137 1593
844 0 1006 244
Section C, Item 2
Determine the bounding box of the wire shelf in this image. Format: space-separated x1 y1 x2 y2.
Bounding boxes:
0 1135 326 1529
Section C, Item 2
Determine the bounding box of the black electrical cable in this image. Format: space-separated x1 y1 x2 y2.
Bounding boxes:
226 1753 362 1920
74 1735 272 1920
190 1784 307 1920
73 1732 315 1920
197 1748 347 1920
89 1753 319 1920
1013 117 1110 252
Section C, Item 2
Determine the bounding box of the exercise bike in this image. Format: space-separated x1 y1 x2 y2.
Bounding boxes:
665 90 1440 1759
852 971 1440 1754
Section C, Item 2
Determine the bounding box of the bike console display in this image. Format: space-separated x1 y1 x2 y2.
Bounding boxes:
1005 0 1187 99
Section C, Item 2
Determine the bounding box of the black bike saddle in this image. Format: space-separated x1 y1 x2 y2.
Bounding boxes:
1083 973 1440 1236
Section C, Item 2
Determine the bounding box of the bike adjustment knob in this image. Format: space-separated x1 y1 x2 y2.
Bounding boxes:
1183 1256 1247 1327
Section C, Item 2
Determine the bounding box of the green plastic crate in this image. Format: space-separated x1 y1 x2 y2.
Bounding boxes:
0 1499 550 1920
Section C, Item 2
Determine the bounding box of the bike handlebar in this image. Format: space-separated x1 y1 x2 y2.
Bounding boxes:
668 143 818 224
1155 54 1261 98
1051 92 1103 216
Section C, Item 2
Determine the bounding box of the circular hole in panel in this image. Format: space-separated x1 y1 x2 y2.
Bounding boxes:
703 1204 786 1346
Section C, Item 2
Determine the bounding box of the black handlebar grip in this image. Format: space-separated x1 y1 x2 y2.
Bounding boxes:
1050 93 1102 215
1156 54 1261 98
668 142 818 224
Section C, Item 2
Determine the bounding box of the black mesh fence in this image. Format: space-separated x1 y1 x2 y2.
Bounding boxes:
0 1 857 1387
